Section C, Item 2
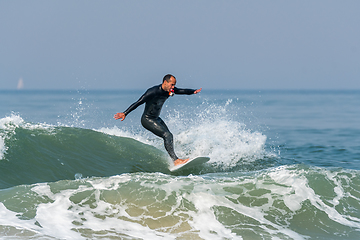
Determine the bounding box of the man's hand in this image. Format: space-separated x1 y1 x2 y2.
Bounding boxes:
114 112 126 121
194 88 202 94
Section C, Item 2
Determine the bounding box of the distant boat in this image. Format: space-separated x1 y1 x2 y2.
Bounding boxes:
17 78 24 90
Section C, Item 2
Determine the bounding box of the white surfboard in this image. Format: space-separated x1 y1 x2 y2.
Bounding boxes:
169 157 210 172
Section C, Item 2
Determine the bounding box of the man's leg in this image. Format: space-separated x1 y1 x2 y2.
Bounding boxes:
141 117 178 160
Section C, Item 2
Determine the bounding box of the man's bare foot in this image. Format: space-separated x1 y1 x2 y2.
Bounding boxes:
174 158 190 166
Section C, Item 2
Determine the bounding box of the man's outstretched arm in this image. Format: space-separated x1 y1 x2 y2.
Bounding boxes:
114 89 150 121
174 87 202 95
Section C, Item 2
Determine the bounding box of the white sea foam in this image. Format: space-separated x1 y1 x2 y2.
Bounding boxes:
0 114 55 160
29 175 179 239
268 166 360 229
0 113 25 130
96 125 154 146
0 113 54 131
0 114 24 160
268 166 310 212
1 168 359 239
166 101 269 167
174 119 267 167
0 203 43 238
0 136 6 160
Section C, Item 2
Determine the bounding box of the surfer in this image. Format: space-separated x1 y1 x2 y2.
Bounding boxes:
114 74 202 166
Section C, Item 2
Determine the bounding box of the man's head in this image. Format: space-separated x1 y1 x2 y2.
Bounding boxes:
162 74 176 92
163 74 176 83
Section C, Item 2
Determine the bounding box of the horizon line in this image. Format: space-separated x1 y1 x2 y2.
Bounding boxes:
1 88 360 92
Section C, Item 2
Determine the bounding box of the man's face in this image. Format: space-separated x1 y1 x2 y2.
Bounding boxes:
163 76 176 92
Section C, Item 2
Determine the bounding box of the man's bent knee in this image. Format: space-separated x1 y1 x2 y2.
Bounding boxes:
162 131 173 141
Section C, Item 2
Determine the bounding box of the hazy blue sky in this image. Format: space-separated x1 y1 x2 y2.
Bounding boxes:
1 1 359 90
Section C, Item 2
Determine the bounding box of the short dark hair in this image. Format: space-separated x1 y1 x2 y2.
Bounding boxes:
163 74 176 83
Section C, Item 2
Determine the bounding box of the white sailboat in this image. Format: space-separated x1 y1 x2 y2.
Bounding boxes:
17 78 24 90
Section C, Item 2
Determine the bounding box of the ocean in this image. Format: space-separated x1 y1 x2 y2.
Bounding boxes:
0 89 359 239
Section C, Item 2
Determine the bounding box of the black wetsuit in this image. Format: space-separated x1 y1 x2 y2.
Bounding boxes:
123 84 195 160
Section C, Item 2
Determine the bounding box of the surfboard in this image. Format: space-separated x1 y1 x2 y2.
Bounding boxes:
169 157 210 172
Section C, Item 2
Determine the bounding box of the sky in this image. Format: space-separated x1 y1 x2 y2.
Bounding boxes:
1 0 359 90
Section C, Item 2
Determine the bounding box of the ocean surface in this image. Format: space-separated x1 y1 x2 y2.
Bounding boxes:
0 89 359 239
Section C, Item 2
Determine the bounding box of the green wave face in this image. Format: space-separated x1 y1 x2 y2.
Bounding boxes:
0 126 168 189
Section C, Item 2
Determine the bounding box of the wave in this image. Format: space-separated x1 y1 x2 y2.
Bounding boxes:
1 99 360 239
0 113 273 189
0 114 168 189
0 165 359 239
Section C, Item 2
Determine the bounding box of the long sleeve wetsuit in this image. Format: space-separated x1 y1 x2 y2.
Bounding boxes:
123 84 195 160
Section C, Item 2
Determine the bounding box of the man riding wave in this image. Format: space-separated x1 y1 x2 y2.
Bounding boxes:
114 74 202 166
